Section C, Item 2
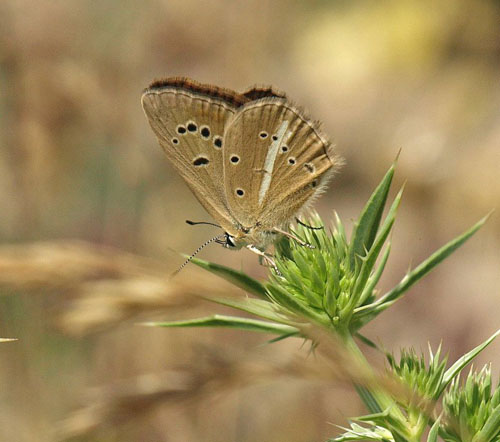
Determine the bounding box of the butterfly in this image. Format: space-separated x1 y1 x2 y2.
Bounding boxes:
141 77 341 268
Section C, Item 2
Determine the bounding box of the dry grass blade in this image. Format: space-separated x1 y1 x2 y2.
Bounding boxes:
57 271 243 336
56 331 432 441
56 343 343 440
0 240 168 291
55 370 195 440
58 277 192 335
0 240 241 335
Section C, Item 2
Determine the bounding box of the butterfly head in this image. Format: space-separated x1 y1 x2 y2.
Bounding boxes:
219 224 250 250
222 222 277 250
222 233 238 249
185 219 270 250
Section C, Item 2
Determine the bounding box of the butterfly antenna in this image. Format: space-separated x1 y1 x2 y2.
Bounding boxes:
172 233 227 276
186 220 222 228
295 218 324 230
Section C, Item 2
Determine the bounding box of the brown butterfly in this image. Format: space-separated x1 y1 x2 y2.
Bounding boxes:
141 78 341 269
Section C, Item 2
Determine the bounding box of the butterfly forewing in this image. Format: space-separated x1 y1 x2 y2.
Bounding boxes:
223 98 338 229
141 80 243 230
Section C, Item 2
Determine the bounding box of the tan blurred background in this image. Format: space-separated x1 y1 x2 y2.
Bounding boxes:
1 0 499 441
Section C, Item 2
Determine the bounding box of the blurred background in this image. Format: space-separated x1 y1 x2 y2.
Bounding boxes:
1 0 499 440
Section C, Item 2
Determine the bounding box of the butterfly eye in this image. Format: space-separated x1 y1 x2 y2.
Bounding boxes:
236 188 245 197
187 121 198 132
176 125 187 135
259 131 268 139
213 136 223 149
230 155 240 164
311 180 318 188
172 138 179 145
288 157 296 165
200 126 211 139
193 156 210 167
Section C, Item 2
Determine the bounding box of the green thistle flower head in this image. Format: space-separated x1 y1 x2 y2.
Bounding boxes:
387 345 447 402
268 213 369 328
442 365 500 442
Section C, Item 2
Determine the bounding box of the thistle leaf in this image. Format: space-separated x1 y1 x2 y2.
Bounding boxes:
266 284 329 325
356 214 489 322
355 333 381 351
471 403 500 442
427 416 441 442
190 257 268 299
354 384 383 413
203 296 298 327
349 161 396 268
358 243 391 308
440 329 500 397
349 187 403 313
331 422 395 442
143 314 298 335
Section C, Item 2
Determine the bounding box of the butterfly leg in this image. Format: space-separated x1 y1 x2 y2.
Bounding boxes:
246 245 280 273
272 227 315 249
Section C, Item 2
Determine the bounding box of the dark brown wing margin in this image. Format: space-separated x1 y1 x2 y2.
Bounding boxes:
145 77 250 108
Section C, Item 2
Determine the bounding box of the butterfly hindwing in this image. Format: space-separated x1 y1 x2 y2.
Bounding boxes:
142 78 340 248
223 98 338 229
141 79 245 230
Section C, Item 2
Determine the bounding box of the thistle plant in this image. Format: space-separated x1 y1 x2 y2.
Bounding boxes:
147 161 498 442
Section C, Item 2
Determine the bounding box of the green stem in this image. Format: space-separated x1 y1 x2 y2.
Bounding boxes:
340 331 411 440
341 331 391 410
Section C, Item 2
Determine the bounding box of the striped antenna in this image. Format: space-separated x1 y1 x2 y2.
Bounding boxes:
172 233 228 276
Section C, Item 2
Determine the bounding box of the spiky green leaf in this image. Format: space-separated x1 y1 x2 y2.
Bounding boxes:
331 422 395 442
190 257 268 299
355 333 380 351
358 243 391 308
348 187 403 315
355 408 410 441
427 416 441 442
203 296 298 327
472 403 500 442
355 384 383 413
143 314 297 335
440 329 500 397
265 284 329 325
356 214 489 322
349 161 396 268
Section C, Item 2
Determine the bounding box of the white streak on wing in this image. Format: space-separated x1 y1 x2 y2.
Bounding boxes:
258 121 291 205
